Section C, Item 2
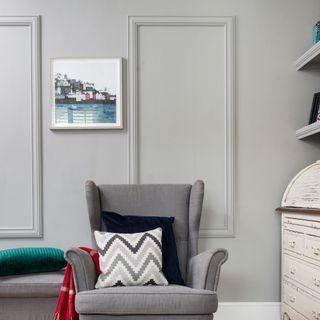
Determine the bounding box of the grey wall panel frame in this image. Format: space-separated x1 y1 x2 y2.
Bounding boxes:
128 16 235 237
0 16 42 238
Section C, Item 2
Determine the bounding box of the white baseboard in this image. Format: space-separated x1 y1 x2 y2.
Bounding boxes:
214 302 281 320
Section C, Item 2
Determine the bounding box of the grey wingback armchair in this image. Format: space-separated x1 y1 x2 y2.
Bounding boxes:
65 180 228 320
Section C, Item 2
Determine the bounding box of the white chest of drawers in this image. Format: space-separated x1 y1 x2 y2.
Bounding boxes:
278 207 320 320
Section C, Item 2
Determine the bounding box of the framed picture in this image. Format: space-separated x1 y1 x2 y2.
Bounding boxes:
51 58 122 129
309 92 320 124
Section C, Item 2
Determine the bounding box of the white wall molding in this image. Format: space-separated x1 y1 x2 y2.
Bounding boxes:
128 16 236 237
215 302 281 320
0 16 42 238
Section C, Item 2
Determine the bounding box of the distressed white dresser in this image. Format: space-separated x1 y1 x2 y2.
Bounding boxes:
277 161 320 320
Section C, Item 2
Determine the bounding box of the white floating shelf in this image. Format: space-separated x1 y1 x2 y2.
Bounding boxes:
295 41 320 70
296 121 320 139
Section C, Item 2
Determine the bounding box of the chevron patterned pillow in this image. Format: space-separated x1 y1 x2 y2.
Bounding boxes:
94 227 169 288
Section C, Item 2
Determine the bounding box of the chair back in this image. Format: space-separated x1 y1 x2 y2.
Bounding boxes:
85 181 204 281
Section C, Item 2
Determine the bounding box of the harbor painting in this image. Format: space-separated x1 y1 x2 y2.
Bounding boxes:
51 58 122 129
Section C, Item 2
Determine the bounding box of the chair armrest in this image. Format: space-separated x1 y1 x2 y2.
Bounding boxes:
65 247 97 292
187 249 228 291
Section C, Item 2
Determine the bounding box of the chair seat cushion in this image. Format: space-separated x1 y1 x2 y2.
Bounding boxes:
75 285 217 315
0 271 64 298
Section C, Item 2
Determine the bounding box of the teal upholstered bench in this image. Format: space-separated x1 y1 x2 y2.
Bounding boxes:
0 271 64 320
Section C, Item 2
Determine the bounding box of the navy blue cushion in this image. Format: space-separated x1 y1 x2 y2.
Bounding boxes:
101 211 184 285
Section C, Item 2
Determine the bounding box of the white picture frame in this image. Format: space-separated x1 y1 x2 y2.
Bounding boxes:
50 58 123 129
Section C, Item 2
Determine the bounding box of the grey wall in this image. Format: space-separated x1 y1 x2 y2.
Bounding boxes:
135 19 231 235
0 24 33 228
1 0 320 302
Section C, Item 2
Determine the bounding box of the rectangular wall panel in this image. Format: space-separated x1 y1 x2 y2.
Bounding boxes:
129 17 235 237
0 17 41 237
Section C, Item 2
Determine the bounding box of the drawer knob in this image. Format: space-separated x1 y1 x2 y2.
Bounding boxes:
289 294 296 303
289 266 296 275
313 277 320 287
289 241 296 248
312 246 320 256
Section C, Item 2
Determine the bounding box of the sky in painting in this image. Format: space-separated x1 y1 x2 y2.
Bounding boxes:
53 59 118 94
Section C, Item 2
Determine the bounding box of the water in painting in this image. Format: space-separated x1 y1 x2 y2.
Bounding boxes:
55 103 116 124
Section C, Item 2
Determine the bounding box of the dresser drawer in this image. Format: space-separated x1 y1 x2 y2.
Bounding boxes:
283 229 304 255
282 302 308 320
283 254 320 296
283 280 320 320
305 235 320 263
283 216 320 230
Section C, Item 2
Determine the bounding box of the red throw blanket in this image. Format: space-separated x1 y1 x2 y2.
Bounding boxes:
54 247 100 320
